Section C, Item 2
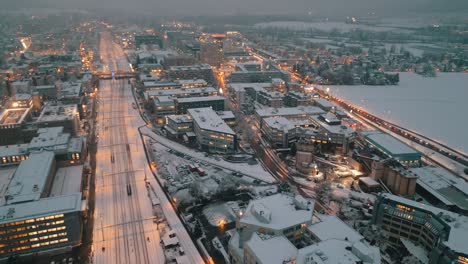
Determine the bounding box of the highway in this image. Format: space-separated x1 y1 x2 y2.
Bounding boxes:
91 31 203 264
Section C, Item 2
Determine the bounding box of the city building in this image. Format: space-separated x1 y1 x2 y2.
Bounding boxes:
363 131 422 166
313 98 335 111
9 94 33 109
200 34 225 67
283 91 312 107
410 166 468 214
262 117 297 148
372 193 468 264
254 106 325 124
370 159 418 196
188 108 237 154
0 108 33 145
167 64 214 84
229 62 291 83
57 82 83 105
33 85 58 99
256 90 284 108
135 35 163 49
228 82 271 110
308 114 357 153
145 87 217 101
175 96 226 114
0 151 84 260
216 111 236 127
36 104 80 135
10 80 31 95
229 193 380 264
0 127 86 166
164 115 194 140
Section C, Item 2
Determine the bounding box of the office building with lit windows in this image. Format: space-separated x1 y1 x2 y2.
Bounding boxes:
372 193 468 264
0 127 86 166
0 151 84 260
0 107 33 145
188 108 237 154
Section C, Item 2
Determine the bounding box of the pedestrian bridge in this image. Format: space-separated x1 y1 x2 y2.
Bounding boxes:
93 71 137 79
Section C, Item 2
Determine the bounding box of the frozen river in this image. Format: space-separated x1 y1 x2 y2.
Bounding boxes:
329 73 468 154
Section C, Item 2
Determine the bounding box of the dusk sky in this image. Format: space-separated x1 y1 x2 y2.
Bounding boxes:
4 0 468 16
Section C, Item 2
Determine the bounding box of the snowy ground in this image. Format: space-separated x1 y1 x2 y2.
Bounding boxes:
141 126 276 184
255 21 414 33
202 201 239 227
329 72 468 154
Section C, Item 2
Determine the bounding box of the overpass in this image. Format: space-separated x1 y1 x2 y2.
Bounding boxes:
93 70 137 79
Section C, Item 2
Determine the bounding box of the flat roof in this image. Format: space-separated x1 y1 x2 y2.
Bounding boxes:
0 193 82 224
166 114 192 123
37 104 78 122
146 87 217 98
364 131 421 158
0 144 29 158
297 239 361 264
240 194 314 230
359 177 380 187
4 151 55 205
310 116 355 136
309 214 363 243
0 108 31 125
12 93 31 101
175 96 225 104
255 106 325 119
50 165 83 197
411 166 468 210
188 108 235 135
228 82 271 92
216 111 235 120
58 82 81 99
245 233 297 264
28 127 69 151
169 64 211 70
0 167 17 200
263 117 296 132
176 79 207 85
314 98 335 108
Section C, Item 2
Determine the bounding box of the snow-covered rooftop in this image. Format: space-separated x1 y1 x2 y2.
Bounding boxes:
216 111 235 120
37 104 78 122
364 131 420 157
314 98 335 109
309 214 363 243
255 106 325 119
240 193 314 231
228 82 271 93
0 193 82 224
263 117 296 132
0 108 31 125
410 166 468 210
4 151 55 205
188 108 235 135
146 87 217 98
50 165 83 197
296 239 361 264
166 114 192 123
245 233 297 264
175 95 225 104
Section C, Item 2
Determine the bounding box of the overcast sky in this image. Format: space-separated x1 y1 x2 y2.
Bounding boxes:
4 0 468 17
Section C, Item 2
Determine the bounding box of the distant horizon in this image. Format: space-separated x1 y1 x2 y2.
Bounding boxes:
2 0 468 19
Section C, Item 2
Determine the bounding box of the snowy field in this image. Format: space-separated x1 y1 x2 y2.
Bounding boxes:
329 73 468 154
255 21 413 33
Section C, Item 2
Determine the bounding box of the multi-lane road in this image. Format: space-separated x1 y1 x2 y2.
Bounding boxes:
91 32 203 264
